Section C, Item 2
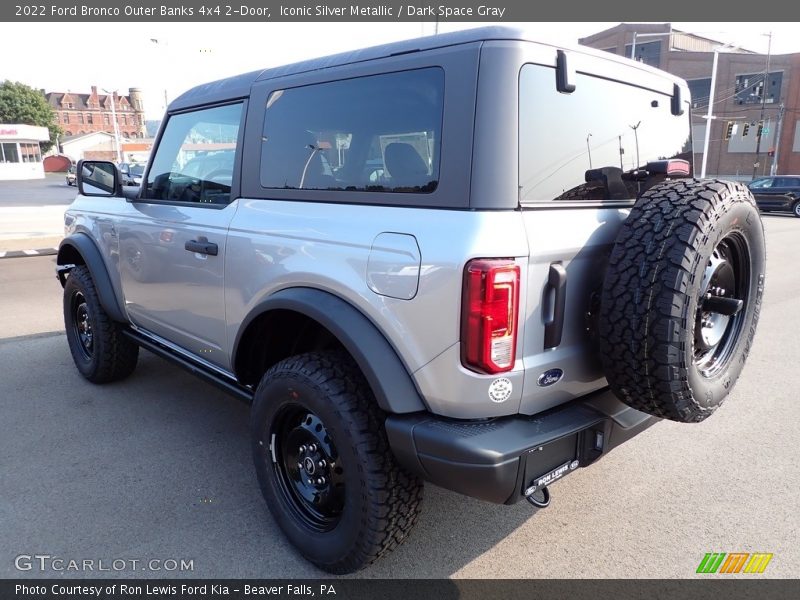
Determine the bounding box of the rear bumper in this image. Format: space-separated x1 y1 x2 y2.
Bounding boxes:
385 388 657 504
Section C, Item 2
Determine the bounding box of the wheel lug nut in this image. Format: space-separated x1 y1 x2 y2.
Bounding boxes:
318 459 326 468
307 478 312 484
317 477 325 485
297 461 303 469
299 445 306 453
308 444 316 452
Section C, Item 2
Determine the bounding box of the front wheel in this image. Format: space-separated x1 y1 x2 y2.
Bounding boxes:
251 352 423 573
63 265 139 383
793 200 800 218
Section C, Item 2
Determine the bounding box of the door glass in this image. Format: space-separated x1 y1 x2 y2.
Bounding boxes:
144 103 242 205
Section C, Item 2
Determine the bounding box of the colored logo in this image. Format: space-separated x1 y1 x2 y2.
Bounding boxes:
696 552 773 574
537 368 563 387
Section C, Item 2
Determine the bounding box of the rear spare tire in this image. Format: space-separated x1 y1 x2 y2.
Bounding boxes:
599 179 765 423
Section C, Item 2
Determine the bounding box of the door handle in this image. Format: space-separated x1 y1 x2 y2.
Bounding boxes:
543 263 567 350
185 237 218 256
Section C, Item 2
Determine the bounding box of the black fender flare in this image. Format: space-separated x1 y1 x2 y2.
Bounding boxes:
57 232 127 323
233 288 427 414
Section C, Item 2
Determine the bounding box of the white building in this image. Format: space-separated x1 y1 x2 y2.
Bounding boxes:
59 131 119 163
0 124 50 181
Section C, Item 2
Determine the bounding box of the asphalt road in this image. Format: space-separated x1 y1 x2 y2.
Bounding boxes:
1 214 798 579
0 173 76 207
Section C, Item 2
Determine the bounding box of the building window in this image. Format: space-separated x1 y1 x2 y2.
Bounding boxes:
78 114 84 124
1 142 20 163
63 114 69 124
687 78 712 109
87 114 93 124
735 72 782 105
19 142 41 163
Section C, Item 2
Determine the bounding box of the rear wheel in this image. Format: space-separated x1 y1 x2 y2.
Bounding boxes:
63 266 139 383
792 200 800 218
251 352 423 573
599 179 765 422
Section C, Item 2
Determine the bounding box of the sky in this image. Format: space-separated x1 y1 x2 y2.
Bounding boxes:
1 21 798 121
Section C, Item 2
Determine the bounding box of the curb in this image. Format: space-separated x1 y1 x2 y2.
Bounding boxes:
0 247 58 259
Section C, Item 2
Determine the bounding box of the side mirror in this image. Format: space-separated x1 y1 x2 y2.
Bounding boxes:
77 160 121 197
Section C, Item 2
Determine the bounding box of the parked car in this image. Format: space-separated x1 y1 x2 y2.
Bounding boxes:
748 175 800 217
65 165 76 186
118 162 145 186
57 27 766 574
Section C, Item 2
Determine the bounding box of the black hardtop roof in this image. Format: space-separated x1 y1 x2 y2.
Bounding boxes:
169 26 529 111
168 25 686 112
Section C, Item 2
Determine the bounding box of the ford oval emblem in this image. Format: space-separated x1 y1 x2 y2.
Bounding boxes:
537 368 564 387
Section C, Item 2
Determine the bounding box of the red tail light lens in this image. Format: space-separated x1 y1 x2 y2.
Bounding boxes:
461 259 520 374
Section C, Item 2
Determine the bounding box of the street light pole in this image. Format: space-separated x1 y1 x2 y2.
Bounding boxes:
629 30 672 62
586 133 593 169
752 31 773 181
102 88 123 164
700 42 740 179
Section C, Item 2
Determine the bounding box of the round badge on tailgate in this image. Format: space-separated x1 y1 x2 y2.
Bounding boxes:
537 368 564 387
488 377 513 403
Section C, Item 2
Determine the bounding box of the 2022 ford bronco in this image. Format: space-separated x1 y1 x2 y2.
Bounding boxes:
58 27 765 573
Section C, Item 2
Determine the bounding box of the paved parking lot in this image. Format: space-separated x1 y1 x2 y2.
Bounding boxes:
0 215 798 579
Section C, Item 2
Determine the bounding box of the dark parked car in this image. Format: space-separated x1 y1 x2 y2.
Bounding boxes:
748 176 800 217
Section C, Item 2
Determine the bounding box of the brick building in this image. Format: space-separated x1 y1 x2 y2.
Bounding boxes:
44 86 147 140
580 24 800 178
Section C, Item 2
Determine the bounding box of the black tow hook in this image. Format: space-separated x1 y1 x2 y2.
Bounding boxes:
524 485 551 508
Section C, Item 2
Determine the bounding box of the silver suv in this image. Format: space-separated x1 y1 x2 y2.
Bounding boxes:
58 27 765 573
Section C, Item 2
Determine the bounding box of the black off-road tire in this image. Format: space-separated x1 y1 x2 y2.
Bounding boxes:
599 179 765 423
63 266 139 383
251 352 423 574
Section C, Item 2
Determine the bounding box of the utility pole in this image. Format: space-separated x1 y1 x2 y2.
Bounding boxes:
752 31 773 181
770 103 785 176
102 88 123 164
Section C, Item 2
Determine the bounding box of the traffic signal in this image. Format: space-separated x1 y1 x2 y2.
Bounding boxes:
724 121 734 140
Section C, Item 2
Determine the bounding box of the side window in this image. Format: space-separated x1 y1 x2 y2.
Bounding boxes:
519 64 692 203
144 103 242 205
260 68 444 195
775 177 800 188
750 178 772 189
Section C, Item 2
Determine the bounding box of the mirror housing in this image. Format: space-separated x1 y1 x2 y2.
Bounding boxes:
77 160 122 197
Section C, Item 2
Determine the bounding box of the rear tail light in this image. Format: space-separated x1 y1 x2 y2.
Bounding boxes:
461 259 520 374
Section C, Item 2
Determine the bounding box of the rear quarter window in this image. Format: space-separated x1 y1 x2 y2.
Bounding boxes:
519 64 692 204
259 68 444 195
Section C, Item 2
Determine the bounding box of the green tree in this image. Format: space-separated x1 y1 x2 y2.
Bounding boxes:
0 80 62 152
